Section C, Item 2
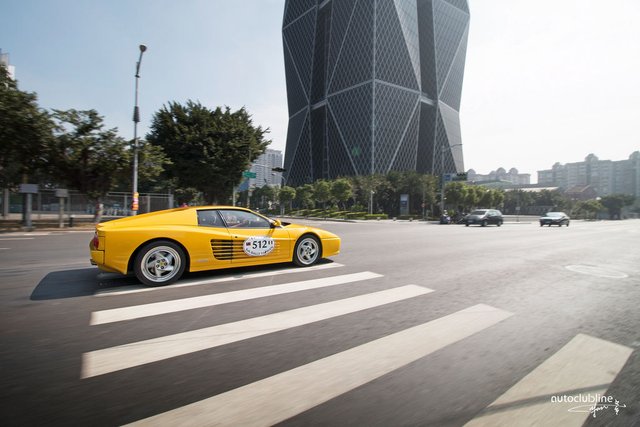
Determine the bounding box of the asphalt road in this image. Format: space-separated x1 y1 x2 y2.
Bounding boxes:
1 219 639 426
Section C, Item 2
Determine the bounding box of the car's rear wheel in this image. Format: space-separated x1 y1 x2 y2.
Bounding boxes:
293 235 321 267
134 240 186 286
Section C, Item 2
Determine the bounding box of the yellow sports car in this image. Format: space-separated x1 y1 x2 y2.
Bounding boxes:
89 206 341 286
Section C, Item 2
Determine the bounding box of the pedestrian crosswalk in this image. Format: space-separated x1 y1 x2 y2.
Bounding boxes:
82 265 633 426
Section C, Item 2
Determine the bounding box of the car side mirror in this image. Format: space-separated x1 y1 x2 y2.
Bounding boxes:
270 219 281 228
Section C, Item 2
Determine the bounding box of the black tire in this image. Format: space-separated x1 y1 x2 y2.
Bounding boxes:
134 240 186 286
481 220 487 227
497 221 502 227
465 223 469 227
293 235 321 267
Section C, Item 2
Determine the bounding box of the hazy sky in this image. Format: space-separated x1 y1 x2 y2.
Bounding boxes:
2 0 638 183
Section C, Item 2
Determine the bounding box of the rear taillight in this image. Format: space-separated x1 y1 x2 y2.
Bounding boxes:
91 232 100 250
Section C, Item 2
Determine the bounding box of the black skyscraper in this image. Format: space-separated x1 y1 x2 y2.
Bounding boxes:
282 0 469 186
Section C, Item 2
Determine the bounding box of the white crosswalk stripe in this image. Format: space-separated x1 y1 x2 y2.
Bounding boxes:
125 304 513 426
91 271 382 325
465 334 633 426
82 284 433 379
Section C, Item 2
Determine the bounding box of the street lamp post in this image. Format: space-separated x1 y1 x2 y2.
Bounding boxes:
131 44 147 215
440 143 463 214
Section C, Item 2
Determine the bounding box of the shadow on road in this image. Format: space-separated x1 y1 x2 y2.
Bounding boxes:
30 268 137 300
30 259 337 300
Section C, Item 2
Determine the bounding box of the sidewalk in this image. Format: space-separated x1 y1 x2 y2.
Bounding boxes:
0 213 103 232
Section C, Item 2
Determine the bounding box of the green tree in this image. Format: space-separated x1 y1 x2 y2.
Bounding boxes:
503 189 535 214
294 184 315 210
574 199 604 220
464 185 480 211
444 182 467 212
0 63 53 188
278 186 296 213
492 189 505 208
135 140 173 193
600 194 635 219
331 178 352 209
47 109 132 221
313 180 331 209
251 185 276 211
147 101 270 203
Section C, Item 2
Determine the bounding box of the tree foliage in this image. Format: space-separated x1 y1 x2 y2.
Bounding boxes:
147 101 270 203
278 186 296 204
331 178 352 209
294 184 315 209
600 194 635 219
46 109 134 202
574 199 604 220
0 64 53 187
313 180 331 208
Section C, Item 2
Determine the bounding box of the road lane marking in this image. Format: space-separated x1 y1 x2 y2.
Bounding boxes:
91 271 383 325
95 262 344 296
125 304 513 426
465 334 633 426
565 264 628 279
0 238 35 241
82 285 434 379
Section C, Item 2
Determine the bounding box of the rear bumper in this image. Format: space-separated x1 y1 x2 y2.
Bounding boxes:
90 250 104 266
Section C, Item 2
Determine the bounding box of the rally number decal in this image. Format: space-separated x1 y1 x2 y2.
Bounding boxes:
243 236 275 256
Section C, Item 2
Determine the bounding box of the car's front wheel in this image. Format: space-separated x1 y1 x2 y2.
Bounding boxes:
293 235 321 266
134 240 186 286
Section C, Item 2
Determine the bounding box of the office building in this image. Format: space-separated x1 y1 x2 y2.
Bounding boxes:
282 0 469 186
467 168 531 186
537 152 640 198
249 149 284 188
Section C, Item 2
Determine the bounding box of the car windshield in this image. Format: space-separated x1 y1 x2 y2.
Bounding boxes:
470 210 487 215
545 212 562 217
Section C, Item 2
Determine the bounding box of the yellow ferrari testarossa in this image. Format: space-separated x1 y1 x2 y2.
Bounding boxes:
89 206 341 286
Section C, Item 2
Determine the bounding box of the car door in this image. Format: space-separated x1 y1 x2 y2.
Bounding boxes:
217 209 292 266
488 210 499 224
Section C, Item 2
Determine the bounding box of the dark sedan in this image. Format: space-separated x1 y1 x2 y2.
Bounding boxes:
539 212 570 227
463 209 503 227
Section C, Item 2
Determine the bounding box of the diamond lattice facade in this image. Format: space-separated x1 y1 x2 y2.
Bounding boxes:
282 0 469 186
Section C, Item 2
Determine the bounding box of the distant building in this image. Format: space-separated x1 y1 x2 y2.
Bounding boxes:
0 49 16 80
249 149 284 189
467 167 531 185
537 152 640 198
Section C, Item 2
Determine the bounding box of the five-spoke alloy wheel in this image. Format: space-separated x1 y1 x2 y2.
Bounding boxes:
293 235 321 267
134 240 186 286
